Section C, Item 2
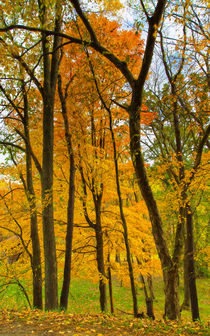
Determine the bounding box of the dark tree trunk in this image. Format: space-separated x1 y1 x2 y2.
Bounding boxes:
162 265 180 320
107 253 114 314
140 274 155 319
58 75 76 311
186 203 200 321
129 101 180 319
30 211 43 309
147 275 155 300
108 105 138 317
25 153 42 310
181 226 190 311
39 0 62 310
59 144 75 310
94 197 107 312
79 156 107 312
25 144 42 310
60 168 75 310
41 99 58 310
22 82 43 309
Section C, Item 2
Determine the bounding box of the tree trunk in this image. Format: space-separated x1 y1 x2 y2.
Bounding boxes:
59 158 75 310
79 156 106 312
42 99 58 310
129 101 180 319
186 203 200 321
39 0 61 310
94 197 107 312
23 83 43 309
163 265 180 320
108 105 138 317
107 253 114 314
31 212 43 309
147 275 155 300
58 74 76 311
181 226 190 310
140 274 155 319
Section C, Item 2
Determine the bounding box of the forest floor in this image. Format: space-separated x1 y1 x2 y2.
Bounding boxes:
0 310 209 336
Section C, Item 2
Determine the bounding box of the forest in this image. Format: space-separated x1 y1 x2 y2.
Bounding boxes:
0 0 209 335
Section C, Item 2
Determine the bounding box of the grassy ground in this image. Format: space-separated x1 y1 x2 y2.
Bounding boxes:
0 277 209 335
67 277 210 321
0 277 209 321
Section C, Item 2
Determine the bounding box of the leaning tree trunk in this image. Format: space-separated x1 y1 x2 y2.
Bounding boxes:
129 101 180 319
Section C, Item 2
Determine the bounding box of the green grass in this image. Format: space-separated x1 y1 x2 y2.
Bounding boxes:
67 277 210 322
0 276 209 322
0 280 31 310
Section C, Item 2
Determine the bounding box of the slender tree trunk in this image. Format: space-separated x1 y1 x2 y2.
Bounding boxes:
25 145 42 309
108 106 138 317
59 153 75 310
140 274 155 319
58 74 76 310
107 253 114 314
30 211 43 309
181 224 190 310
186 203 200 321
42 99 58 310
147 275 155 300
78 157 107 312
94 198 107 312
23 83 43 309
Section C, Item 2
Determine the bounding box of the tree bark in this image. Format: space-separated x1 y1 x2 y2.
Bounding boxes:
129 101 180 319
94 196 107 312
162 265 180 320
41 98 58 310
107 253 114 314
147 275 155 300
16 80 43 310
140 274 155 319
58 75 76 311
181 226 190 310
186 203 200 321
24 105 43 310
107 102 138 317
39 0 62 310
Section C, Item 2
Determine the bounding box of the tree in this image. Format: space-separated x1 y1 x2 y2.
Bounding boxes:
0 0 63 309
57 73 76 311
141 0 209 318
0 0 173 317
1 0 208 320
0 69 43 309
